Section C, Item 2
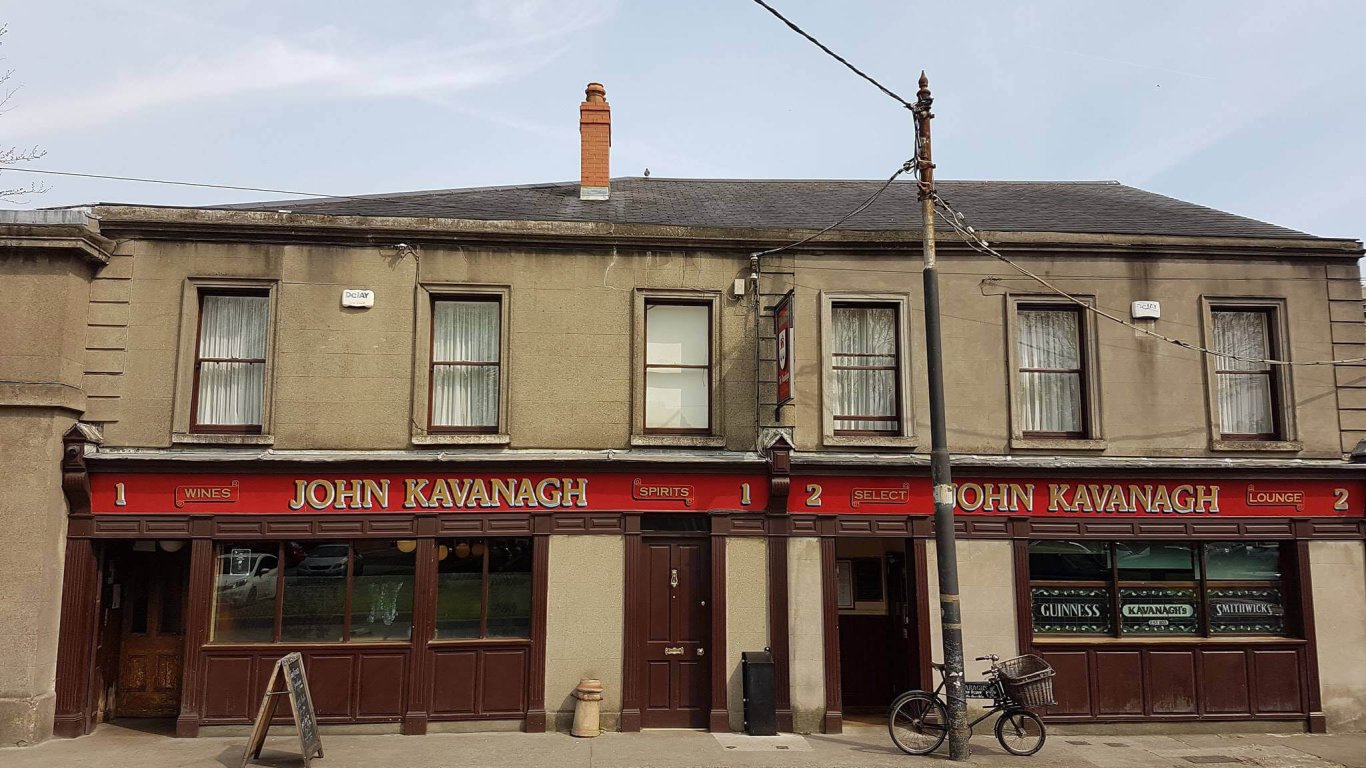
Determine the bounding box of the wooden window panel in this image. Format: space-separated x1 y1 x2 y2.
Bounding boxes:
429 297 502 434
831 303 901 435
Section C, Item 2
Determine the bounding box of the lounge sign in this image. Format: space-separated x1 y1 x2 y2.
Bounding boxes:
792 476 1362 517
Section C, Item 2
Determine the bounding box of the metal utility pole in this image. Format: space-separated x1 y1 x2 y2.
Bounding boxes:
914 72 970 762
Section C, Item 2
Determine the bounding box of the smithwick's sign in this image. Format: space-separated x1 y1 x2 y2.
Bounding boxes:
89 472 1362 517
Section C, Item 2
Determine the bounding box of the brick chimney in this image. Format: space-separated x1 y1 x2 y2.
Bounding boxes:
579 82 610 201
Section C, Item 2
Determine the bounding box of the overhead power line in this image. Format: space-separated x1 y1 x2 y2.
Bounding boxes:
932 193 1366 367
752 160 915 259
748 0 915 109
0 166 393 205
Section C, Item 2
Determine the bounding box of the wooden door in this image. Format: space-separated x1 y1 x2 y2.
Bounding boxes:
885 552 918 696
116 553 186 717
641 538 711 728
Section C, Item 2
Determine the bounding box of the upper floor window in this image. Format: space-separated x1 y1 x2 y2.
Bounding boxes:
1212 309 1278 440
644 301 711 433
430 298 501 432
1016 306 1086 438
192 292 269 433
831 303 900 435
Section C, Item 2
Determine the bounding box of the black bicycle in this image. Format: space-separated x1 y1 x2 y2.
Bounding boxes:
888 654 1054 757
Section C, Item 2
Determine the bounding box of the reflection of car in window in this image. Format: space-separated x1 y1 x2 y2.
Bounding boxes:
296 544 360 578
215 554 278 606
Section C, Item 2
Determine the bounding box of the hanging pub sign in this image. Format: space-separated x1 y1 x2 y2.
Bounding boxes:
774 290 795 409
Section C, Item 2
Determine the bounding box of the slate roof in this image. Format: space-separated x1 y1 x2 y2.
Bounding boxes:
214 178 1312 239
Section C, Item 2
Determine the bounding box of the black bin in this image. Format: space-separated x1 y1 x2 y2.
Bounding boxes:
742 650 777 735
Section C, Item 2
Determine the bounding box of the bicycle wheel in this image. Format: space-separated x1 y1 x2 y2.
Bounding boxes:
888 691 948 755
995 708 1046 756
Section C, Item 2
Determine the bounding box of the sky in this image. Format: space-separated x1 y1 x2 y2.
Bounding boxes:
2 0 1364 242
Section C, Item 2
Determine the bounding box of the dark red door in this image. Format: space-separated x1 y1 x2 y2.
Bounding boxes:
642 538 711 728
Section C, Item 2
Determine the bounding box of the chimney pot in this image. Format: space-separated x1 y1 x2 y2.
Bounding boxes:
580 82 611 200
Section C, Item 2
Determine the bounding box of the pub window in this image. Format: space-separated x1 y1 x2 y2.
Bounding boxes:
1016 306 1086 438
430 297 501 432
831 304 901 434
211 541 414 644
434 538 533 640
1028 541 1288 638
192 292 270 433
644 301 711 433
1212 309 1279 440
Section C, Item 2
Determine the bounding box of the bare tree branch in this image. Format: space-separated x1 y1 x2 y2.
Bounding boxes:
0 23 47 203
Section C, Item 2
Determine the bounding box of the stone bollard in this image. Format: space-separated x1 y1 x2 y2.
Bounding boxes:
571 678 604 737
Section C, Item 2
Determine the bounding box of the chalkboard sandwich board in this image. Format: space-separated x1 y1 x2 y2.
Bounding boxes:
242 652 324 767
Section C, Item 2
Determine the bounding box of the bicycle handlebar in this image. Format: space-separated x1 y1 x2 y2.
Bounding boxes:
974 654 1000 662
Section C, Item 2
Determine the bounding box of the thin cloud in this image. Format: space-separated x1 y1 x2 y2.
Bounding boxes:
6 0 616 140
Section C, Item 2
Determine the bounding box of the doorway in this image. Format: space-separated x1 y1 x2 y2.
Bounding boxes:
99 543 191 720
835 539 922 718
638 535 712 728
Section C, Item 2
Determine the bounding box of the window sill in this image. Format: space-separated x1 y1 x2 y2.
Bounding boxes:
1010 437 1106 451
1031 635 1302 645
172 433 274 446
1211 439 1303 453
629 434 727 449
412 433 511 447
823 434 919 450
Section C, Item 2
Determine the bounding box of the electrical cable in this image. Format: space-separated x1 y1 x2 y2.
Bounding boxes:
932 193 1366 367
748 0 915 110
0 166 408 206
751 160 915 259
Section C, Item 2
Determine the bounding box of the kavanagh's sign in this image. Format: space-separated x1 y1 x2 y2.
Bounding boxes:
88 472 1363 517
92 472 764 515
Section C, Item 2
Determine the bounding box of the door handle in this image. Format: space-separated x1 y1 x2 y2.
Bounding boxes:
696 647 705 657
670 569 678 589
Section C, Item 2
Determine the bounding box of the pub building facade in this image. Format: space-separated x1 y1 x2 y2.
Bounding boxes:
3 84 1366 746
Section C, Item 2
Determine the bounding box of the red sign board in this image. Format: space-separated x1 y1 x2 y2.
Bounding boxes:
89 472 1364 519
91 472 767 515
788 476 1363 518
774 290 794 408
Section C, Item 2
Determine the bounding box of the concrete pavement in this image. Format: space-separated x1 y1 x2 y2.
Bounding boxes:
2 721 1363 768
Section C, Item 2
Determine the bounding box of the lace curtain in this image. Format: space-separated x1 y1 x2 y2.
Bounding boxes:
1017 309 1082 434
432 300 501 428
1213 311 1273 436
196 294 268 426
832 306 898 432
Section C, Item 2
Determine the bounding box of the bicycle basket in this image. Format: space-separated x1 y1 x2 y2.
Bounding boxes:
996 655 1056 708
